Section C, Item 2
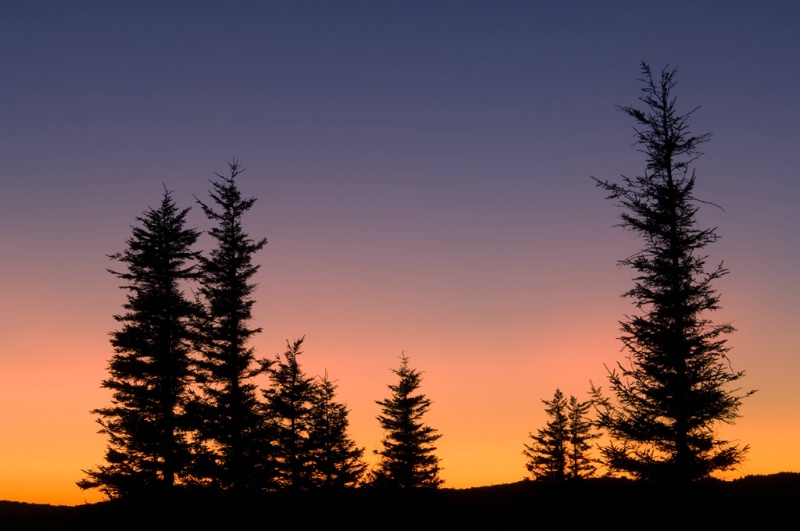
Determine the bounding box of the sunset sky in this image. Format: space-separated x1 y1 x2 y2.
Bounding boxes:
2 1 798 505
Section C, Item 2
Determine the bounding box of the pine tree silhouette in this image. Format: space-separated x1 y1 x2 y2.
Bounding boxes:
593 63 753 481
191 160 270 492
371 354 443 488
79 188 201 498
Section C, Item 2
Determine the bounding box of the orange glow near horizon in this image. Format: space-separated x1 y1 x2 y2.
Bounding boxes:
1 290 795 506
1 187 796 506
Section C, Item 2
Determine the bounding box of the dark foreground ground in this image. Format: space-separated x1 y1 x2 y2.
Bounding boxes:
3 473 799 530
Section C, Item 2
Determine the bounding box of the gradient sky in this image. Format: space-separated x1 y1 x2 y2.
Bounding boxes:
2 1 798 505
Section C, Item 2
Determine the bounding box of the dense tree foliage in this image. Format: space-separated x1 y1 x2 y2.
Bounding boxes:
82 162 372 498
524 390 597 481
524 389 568 481
262 337 317 490
306 371 367 488
191 161 270 492
592 63 753 482
78 189 201 497
371 354 442 488
262 338 366 489
566 395 597 479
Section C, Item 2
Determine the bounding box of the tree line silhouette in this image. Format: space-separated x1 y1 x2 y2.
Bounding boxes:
79 63 751 499
523 63 753 484
77 162 442 497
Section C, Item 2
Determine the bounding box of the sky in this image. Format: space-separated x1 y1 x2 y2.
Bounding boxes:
1 1 798 505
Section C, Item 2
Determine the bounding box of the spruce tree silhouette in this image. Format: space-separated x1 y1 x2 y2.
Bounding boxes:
261 338 366 490
524 389 597 481
592 63 753 481
191 160 269 493
524 389 568 481
371 354 442 488
78 188 201 498
262 337 318 490
307 371 367 488
566 395 598 479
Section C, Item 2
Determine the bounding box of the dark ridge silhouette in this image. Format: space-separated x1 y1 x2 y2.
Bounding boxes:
5 474 799 529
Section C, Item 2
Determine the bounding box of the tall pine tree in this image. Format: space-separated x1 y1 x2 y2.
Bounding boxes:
593 63 753 482
192 160 269 493
78 189 201 498
371 354 442 488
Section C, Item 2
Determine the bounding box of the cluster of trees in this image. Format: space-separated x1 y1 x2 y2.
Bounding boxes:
524 389 597 481
523 63 751 483
78 162 442 498
82 62 752 496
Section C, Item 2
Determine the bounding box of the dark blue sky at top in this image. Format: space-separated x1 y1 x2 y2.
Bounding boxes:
0 1 800 272
1 0 798 304
2 0 799 339
4 1 797 178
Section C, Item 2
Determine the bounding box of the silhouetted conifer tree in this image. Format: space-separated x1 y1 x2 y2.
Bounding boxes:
191 160 269 492
592 63 753 482
566 395 597 479
78 189 201 498
371 354 442 488
262 337 317 490
524 389 568 481
307 371 367 488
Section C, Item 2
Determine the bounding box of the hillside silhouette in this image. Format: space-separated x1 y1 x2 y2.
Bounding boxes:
3 474 799 530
